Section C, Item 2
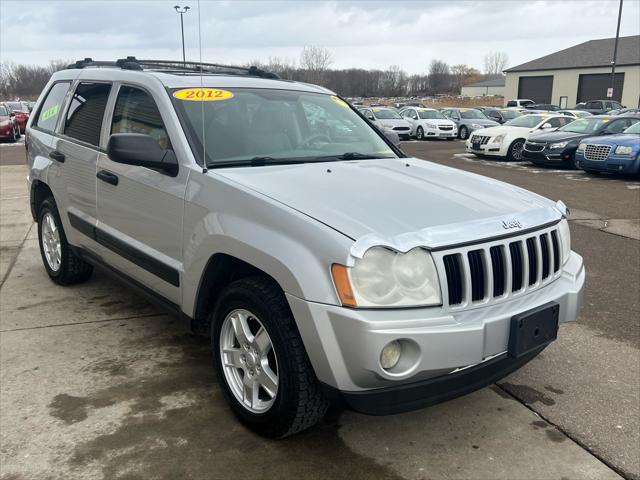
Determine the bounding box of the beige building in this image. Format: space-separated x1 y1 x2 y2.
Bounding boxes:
461 78 505 97
504 35 640 108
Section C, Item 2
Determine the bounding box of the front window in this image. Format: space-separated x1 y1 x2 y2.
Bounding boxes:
459 109 486 119
0 105 8 116
172 88 397 167
623 122 640 134
558 118 611 134
418 110 445 120
505 115 548 128
372 108 402 120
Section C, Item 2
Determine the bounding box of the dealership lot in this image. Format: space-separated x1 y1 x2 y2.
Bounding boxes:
1 141 638 479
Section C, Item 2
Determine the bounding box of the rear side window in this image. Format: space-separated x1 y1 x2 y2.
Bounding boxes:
506 101 516 107
111 86 170 150
64 82 111 147
35 82 71 132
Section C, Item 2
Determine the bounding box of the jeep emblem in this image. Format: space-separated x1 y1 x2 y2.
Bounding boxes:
502 219 523 230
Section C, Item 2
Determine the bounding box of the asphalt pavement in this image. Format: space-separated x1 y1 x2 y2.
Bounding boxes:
1 138 637 479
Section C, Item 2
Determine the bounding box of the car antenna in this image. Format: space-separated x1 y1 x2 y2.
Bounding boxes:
197 0 208 174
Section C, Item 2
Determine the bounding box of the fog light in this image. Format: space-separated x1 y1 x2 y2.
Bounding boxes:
380 340 402 370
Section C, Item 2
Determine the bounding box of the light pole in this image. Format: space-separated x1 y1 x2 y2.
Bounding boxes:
609 0 623 101
174 5 190 66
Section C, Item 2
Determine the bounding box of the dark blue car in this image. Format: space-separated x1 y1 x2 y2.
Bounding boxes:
575 122 640 175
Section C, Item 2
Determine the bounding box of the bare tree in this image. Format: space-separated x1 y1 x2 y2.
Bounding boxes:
0 60 69 100
299 46 333 84
428 60 451 94
450 64 482 92
483 51 509 77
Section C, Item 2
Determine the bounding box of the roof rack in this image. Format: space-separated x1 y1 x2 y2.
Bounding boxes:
66 57 280 79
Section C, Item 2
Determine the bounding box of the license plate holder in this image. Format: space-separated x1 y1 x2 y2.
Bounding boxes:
508 302 559 358
472 141 481 150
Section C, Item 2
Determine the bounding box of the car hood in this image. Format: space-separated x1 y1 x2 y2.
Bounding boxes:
527 131 586 143
581 133 640 146
470 125 532 137
465 118 499 126
420 119 456 127
215 158 562 254
376 119 411 129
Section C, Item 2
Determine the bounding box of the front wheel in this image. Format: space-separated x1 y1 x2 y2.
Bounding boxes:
459 126 469 140
507 139 525 161
211 276 329 438
416 126 424 140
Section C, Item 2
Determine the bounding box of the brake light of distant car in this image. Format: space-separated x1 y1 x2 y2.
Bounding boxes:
332 247 442 308
558 219 571 265
615 146 633 155
550 141 568 149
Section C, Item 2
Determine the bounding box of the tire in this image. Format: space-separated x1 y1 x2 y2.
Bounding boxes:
37 196 93 285
211 276 329 438
416 126 424 140
459 126 469 140
8 126 17 143
507 139 525 161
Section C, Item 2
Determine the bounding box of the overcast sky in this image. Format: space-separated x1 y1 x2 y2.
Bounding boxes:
1 0 639 74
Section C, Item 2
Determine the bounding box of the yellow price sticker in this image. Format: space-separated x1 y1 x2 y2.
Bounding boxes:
330 96 349 108
173 88 234 101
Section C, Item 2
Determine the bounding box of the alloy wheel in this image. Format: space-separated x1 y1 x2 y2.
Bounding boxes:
41 212 62 271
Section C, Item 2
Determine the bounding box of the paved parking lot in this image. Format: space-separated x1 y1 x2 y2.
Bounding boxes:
1 139 638 480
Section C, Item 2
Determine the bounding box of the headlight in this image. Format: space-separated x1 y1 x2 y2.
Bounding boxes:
332 247 442 307
557 219 571 265
615 145 633 155
493 134 506 144
577 143 586 151
425 123 437 129
550 141 568 149
471 123 483 129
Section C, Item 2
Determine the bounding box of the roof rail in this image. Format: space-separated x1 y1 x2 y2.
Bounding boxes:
66 57 279 79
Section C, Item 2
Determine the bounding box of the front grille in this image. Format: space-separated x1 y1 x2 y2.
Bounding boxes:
524 142 545 152
441 226 561 306
393 126 410 131
439 125 453 131
471 135 490 145
584 144 611 161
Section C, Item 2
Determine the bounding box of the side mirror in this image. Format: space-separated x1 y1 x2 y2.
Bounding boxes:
107 133 178 176
541 123 554 130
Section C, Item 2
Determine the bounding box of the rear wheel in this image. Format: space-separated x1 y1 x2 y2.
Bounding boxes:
507 139 525 161
416 126 424 140
37 196 93 285
211 276 329 438
459 126 469 140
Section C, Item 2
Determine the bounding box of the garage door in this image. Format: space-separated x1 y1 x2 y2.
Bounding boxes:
577 73 624 103
517 76 553 103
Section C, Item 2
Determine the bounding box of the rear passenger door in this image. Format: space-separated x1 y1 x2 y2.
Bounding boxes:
96 84 187 303
50 81 111 249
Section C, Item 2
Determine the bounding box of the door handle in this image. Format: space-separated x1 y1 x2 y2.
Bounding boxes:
49 150 65 162
97 170 118 186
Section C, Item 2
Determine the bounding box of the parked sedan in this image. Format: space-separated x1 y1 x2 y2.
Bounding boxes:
557 110 592 119
440 108 498 140
482 108 524 124
4 101 29 133
608 108 640 116
465 114 573 160
0 103 20 142
358 107 412 139
575 121 640 175
524 104 561 112
399 107 457 140
523 115 640 168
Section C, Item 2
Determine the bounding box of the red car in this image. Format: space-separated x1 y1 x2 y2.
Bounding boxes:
5 101 29 134
0 103 20 142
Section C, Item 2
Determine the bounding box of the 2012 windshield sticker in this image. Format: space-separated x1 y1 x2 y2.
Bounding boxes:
173 88 234 101
40 104 59 121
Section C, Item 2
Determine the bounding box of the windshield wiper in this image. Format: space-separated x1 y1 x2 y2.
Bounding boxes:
336 152 385 160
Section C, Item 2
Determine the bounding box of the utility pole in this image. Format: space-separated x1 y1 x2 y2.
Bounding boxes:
174 5 190 66
609 0 623 100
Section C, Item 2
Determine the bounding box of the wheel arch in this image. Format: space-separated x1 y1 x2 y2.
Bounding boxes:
30 180 54 220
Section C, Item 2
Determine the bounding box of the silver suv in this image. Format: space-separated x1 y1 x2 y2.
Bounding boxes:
26 58 585 438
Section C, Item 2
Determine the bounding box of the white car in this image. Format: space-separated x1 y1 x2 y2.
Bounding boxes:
557 110 593 119
465 114 574 160
399 107 457 140
358 107 412 139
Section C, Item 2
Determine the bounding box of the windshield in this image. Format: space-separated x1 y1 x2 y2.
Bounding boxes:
501 110 522 120
623 122 640 134
418 110 445 120
5 102 25 111
505 115 547 128
372 108 402 119
459 109 486 119
559 118 610 134
172 88 397 167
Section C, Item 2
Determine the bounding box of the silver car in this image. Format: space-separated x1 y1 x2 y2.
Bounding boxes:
26 58 584 438
358 106 412 139
441 107 499 140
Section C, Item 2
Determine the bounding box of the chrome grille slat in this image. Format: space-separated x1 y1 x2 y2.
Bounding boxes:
584 144 612 161
439 226 562 308
470 135 491 145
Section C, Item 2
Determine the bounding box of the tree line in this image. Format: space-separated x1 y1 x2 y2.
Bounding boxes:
0 48 508 100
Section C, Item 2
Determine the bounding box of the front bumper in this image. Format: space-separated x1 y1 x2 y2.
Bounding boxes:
424 127 457 138
576 152 640 174
465 139 508 158
287 251 584 405
523 147 575 166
